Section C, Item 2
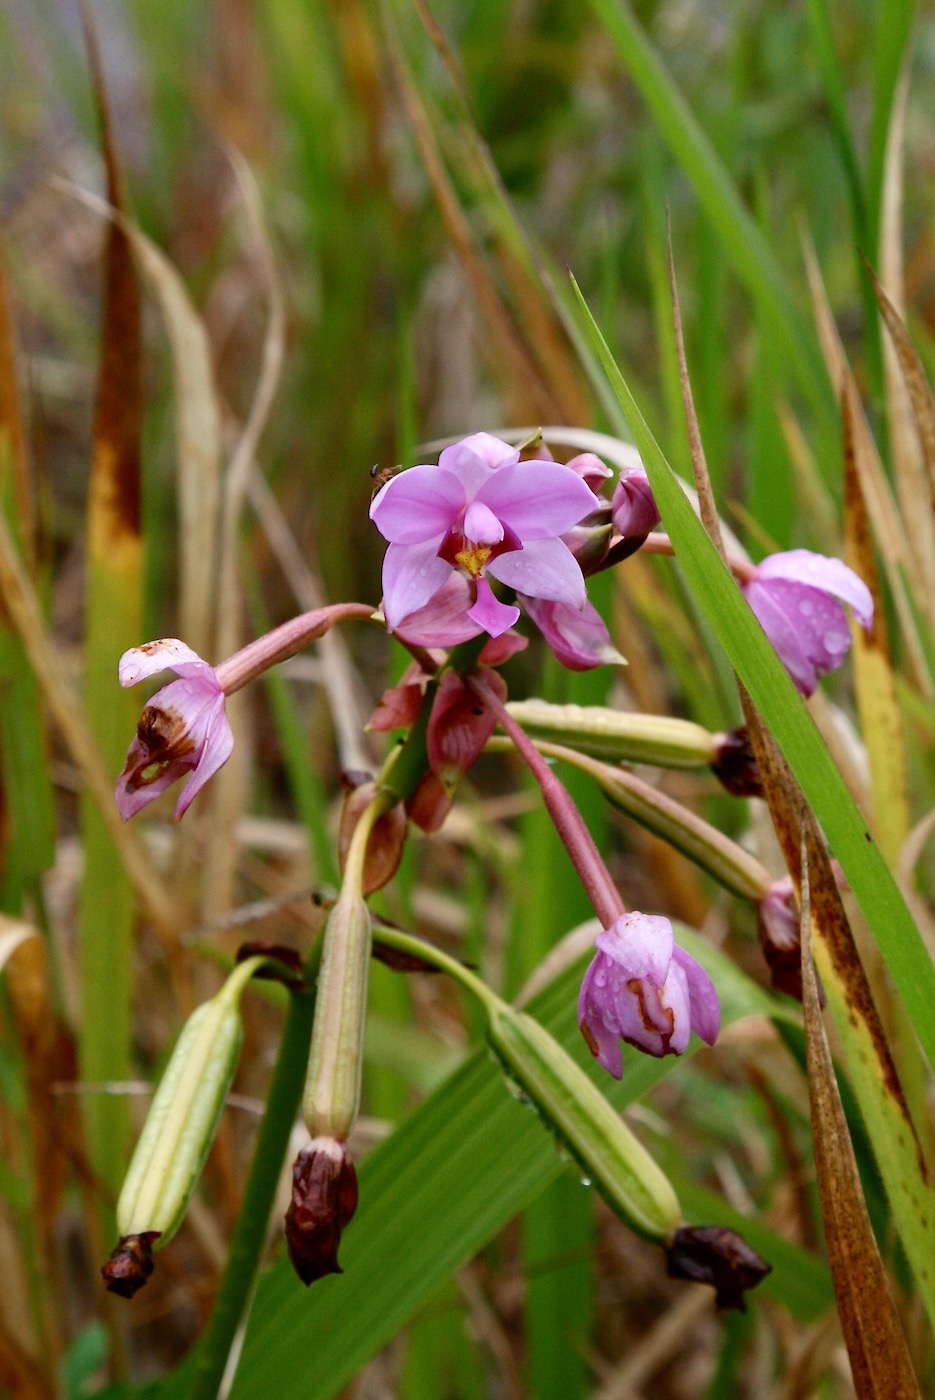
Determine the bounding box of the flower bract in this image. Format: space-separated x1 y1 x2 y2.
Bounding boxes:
578 913 720 1079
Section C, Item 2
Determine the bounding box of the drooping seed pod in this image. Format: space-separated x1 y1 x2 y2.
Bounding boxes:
102 957 263 1297
486 1001 681 1242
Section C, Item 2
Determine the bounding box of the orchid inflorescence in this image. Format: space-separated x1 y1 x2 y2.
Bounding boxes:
106 430 872 1307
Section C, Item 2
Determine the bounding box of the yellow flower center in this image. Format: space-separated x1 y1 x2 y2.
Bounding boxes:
454 542 492 578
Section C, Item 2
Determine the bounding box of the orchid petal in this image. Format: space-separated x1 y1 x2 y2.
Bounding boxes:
596 912 673 984
672 946 721 1045
578 957 624 1079
118 638 211 687
463 500 504 545
395 573 484 647
466 578 520 638
369 466 464 543
660 960 693 1055
438 433 517 492
754 549 873 627
744 576 849 695
381 541 451 631
520 595 624 671
487 538 586 608
475 461 599 539
173 696 235 819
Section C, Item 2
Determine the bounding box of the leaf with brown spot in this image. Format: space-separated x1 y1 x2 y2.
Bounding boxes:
842 389 910 862
799 830 922 1399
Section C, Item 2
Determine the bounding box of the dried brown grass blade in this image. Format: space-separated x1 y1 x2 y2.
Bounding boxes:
382 4 562 423
799 828 921 1400
875 68 935 609
801 231 933 695
0 239 34 566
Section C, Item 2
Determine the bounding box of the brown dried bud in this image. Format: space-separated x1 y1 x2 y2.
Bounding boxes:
285 1137 359 1286
338 782 408 894
101 1231 161 1298
666 1225 771 1310
235 942 306 991
711 727 763 798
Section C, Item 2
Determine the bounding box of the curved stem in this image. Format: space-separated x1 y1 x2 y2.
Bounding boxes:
371 922 500 1014
469 674 624 929
639 530 756 583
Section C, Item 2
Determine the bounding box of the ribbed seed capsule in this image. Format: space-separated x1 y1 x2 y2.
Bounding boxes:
504 700 717 768
302 893 372 1140
116 957 260 1245
487 1002 681 1242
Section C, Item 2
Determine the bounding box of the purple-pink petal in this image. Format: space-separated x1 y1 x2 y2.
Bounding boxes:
596 912 673 984
611 468 660 538
671 946 720 1045
577 957 625 1079
754 549 873 628
381 540 451 632
369 465 464 544
118 638 211 687
744 576 850 695
466 578 520 637
172 696 235 818
520 595 623 671
475 460 599 540
487 537 586 608
394 574 484 647
438 434 518 493
463 499 504 545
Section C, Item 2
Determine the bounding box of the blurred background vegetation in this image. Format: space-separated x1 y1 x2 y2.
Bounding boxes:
0 0 933 1395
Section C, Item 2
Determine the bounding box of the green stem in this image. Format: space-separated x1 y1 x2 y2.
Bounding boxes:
371 921 499 1015
188 971 318 1400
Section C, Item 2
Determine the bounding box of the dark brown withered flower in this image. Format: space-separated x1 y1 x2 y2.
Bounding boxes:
757 885 804 1000
666 1225 771 1310
285 1137 359 1286
235 942 306 991
711 727 763 798
101 1231 161 1298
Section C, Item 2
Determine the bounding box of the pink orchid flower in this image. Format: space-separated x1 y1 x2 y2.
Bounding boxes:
578 913 720 1079
370 432 599 640
741 549 873 696
115 639 233 821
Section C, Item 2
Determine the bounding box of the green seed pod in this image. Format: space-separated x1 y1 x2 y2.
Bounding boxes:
504 700 717 768
116 958 260 1245
303 893 372 1141
487 1002 681 1242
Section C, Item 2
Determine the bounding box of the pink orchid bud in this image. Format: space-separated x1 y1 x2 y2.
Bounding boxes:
741 549 873 696
611 468 660 538
565 451 614 493
115 640 233 821
561 504 613 572
756 882 803 1000
370 432 600 640
578 913 720 1079
520 595 625 671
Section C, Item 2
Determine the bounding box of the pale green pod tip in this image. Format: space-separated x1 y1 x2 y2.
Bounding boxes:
487 1002 681 1242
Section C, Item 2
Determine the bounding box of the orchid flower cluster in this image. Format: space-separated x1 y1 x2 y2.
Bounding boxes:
104 430 872 1309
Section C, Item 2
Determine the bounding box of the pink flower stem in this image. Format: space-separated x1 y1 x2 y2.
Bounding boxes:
215 603 376 694
638 532 756 584
469 674 625 929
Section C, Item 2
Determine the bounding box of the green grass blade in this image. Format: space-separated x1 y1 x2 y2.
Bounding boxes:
571 279 935 1076
586 0 834 432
